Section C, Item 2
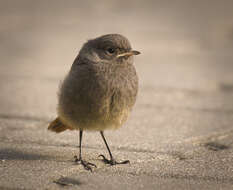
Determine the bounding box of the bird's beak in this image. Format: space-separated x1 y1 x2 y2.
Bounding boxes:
117 50 141 58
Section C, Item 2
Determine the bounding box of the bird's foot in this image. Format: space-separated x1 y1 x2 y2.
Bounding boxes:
74 155 97 172
98 154 130 165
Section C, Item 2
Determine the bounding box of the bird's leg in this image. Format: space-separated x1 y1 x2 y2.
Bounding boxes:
99 131 130 165
74 130 97 171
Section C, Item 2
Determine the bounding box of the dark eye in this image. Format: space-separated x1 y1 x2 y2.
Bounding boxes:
107 48 115 54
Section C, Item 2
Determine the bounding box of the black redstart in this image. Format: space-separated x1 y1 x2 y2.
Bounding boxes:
48 34 140 171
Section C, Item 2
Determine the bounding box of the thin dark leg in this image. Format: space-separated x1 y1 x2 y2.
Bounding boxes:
79 130 83 159
100 131 113 160
74 130 97 171
99 131 130 165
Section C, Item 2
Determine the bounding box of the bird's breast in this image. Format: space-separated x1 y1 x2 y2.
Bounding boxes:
58 63 138 130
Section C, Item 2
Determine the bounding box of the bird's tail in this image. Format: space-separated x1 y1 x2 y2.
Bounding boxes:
48 117 72 133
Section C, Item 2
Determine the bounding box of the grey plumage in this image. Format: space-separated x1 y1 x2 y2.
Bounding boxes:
57 34 139 131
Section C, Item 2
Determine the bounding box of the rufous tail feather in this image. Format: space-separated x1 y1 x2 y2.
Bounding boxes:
48 117 72 133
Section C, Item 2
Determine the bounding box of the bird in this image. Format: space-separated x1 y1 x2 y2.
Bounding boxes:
48 34 140 171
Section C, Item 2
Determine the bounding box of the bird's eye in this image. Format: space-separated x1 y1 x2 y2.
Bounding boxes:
107 48 115 54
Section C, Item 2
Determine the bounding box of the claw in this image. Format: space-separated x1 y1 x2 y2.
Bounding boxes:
98 154 130 165
74 155 97 172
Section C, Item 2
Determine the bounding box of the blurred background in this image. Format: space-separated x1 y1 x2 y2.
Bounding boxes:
0 0 233 146
1 0 233 81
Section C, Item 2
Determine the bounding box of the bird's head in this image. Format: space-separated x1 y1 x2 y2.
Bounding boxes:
78 34 140 64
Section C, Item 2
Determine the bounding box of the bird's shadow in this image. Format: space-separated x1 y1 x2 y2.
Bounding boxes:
53 176 82 187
